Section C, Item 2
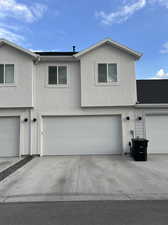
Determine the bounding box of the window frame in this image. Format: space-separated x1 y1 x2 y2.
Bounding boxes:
95 62 120 86
46 64 69 88
0 63 16 87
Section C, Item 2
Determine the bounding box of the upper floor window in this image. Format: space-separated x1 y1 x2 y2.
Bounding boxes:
98 63 117 83
0 64 14 85
48 66 67 86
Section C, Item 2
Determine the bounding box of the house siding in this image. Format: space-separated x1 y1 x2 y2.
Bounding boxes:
80 44 137 107
31 57 137 155
0 45 34 108
35 61 81 113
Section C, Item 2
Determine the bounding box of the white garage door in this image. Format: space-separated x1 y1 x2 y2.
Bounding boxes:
146 115 168 153
43 116 122 155
0 117 20 157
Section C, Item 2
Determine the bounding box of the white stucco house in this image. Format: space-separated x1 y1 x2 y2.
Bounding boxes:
0 38 167 157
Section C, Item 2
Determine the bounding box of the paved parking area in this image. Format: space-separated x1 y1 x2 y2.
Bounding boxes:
0 155 168 202
0 158 19 173
0 201 168 225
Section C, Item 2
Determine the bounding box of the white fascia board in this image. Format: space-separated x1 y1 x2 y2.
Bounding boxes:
74 38 142 60
0 39 38 59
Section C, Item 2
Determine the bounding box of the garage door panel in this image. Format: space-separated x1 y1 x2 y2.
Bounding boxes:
146 115 168 154
0 117 20 157
43 116 122 155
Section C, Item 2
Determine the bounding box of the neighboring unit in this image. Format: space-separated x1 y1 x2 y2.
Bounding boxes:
0 38 167 157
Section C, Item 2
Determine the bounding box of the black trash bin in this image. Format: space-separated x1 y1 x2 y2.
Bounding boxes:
130 138 149 161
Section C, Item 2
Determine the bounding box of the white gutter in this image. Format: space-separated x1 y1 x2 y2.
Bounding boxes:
135 104 168 108
39 56 79 62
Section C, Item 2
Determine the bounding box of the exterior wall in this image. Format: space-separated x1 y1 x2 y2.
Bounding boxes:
0 43 140 156
0 45 34 108
36 61 81 114
80 44 137 107
32 60 136 155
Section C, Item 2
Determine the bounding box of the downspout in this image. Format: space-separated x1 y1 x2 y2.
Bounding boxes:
34 55 40 65
30 55 40 155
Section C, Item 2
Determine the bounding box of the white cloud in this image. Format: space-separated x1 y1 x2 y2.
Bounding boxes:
160 42 168 53
150 0 168 8
0 0 47 23
0 0 48 44
30 3 47 22
152 69 168 79
0 27 24 42
96 0 146 25
0 22 22 32
96 0 168 25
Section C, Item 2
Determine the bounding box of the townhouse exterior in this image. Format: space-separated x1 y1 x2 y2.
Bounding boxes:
0 38 167 157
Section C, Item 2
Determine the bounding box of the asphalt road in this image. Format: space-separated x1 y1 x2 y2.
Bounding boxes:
0 200 168 225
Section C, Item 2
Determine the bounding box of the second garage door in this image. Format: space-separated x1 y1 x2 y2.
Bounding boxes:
146 115 168 153
43 116 122 155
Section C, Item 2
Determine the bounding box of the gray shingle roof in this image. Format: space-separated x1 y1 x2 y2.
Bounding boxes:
35 52 78 56
137 79 168 104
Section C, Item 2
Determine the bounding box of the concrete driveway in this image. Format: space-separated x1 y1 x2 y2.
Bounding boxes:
0 155 168 202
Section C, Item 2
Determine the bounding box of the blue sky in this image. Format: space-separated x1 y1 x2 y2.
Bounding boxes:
0 0 168 79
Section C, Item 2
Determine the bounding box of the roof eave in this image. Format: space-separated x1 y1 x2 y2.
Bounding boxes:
74 38 142 60
0 39 38 59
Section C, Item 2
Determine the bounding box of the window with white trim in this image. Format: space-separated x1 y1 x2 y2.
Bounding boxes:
98 63 117 83
48 66 67 86
0 64 14 84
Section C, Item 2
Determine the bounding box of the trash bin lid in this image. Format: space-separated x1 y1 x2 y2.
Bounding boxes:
132 138 149 143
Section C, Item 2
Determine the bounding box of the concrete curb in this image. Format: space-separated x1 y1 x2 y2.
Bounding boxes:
1 193 168 203
0 156 33 182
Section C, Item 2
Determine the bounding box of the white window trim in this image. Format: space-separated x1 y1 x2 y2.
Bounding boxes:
0 63 16 87
95 61 120 86
46 64 69 88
